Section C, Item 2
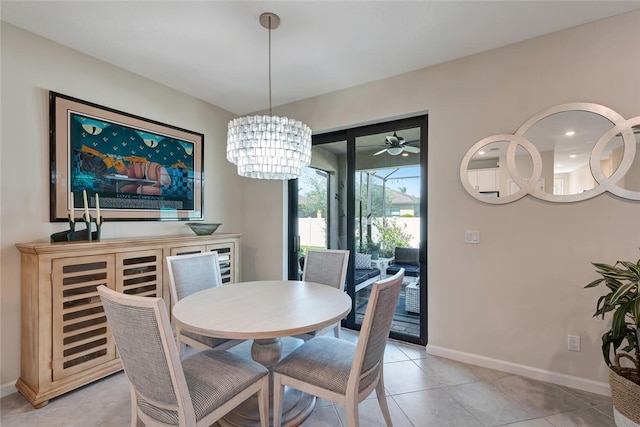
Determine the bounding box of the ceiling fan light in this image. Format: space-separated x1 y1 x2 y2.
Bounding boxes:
387 146 404 156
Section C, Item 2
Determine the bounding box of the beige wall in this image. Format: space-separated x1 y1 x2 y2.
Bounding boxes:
2 10 640 397
0 24 246 388
247 10 640 393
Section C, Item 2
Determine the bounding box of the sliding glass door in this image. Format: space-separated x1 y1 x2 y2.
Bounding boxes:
288 115 427 345
288 139 347 280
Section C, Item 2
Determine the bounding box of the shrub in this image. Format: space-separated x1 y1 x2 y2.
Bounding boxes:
374 219 412 258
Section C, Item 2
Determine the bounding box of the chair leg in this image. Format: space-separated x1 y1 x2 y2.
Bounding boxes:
272 374 284 427
345 395 360 427
375 375 393 427
129 386 143 427
175 326 185 358
257 376 269 427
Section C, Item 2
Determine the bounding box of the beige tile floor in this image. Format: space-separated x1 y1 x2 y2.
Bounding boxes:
1 329 614 427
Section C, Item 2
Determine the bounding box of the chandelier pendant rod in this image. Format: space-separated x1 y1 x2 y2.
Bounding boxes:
268 14 272 117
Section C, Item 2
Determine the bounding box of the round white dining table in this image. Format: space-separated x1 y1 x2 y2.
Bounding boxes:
172 280 352 427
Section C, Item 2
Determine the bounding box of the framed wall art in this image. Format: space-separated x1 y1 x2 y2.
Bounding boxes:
50 91 204 222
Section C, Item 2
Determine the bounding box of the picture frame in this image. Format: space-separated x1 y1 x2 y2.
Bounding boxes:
50 92 204 222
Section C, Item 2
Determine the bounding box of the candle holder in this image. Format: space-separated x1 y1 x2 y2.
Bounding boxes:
94 218 103 241
83 214 93 242
50 215 97 243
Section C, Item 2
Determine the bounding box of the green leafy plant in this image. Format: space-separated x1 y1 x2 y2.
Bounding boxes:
585 256 640 381
365 240 380 253
374 219 412 258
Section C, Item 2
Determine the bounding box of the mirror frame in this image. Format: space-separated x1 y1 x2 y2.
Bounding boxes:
460 102 640 204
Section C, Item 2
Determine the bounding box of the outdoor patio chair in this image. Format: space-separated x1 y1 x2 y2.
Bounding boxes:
386 246 420 277
295 249 350 341
166 251 243 356
273 268 405 427
97 285 269 427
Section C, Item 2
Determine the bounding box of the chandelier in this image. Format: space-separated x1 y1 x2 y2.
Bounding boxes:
227 12 312 180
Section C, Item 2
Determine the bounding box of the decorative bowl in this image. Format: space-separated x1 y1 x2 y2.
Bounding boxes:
186 223 221 235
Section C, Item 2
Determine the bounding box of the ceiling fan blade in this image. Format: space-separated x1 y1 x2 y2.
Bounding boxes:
385 135 398 144
403 146 420 153
373 148 388 156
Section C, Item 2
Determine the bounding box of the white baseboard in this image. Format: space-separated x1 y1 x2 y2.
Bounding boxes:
1 380 17 398
426 344 611 397
1 348 611 399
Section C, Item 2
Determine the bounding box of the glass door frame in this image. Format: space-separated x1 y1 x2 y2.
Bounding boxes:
288 114 428 345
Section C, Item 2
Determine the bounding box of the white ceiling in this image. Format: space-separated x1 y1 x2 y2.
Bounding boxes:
2 1 640 116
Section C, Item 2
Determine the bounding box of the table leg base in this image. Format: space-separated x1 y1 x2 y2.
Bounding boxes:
219 388 315 427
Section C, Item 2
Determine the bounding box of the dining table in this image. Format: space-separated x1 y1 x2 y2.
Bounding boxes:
171 279 352 427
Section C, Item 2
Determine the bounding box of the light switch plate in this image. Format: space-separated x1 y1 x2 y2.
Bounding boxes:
464 230 480 244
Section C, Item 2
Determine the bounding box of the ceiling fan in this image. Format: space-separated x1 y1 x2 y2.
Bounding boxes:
373 132 420 156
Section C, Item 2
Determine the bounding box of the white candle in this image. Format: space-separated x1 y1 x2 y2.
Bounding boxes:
69 192 74 223
95 194 101 225
83 190 90 221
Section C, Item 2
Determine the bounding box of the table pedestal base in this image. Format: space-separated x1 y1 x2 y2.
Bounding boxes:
218 388 315 427
219 338 315 426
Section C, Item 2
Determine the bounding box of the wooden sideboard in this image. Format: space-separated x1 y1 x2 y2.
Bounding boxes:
15 233 240 408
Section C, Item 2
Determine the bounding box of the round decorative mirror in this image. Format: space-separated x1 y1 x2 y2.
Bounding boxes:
460 103 640 203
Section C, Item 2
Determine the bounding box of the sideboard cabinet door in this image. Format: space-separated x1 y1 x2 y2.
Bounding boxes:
169 240 239 285
51 255 116 382
206 242 237 284
116 249 163 297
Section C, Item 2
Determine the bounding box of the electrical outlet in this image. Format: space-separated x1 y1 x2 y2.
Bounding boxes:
568 335 581 352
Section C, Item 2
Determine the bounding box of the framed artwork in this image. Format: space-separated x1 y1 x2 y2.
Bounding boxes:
50 92 204 222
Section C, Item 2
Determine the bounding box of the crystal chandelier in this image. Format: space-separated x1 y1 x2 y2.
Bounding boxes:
227 12 312 180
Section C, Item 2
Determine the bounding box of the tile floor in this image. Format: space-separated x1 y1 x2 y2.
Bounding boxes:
1 330 614 427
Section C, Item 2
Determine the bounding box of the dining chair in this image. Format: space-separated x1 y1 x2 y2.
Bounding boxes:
273 268 405 427
97 285 269 427
295 248 350 340
166 251 243 355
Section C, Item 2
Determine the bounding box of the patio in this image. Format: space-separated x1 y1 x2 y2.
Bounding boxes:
355 282 420 337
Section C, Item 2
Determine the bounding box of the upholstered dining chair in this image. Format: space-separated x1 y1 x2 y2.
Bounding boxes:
295 248 350 341
166 251 243 355
97 285 269 427
273 269 405 427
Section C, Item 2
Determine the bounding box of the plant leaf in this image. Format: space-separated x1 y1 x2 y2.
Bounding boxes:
585 278 604 288
610 283 634 305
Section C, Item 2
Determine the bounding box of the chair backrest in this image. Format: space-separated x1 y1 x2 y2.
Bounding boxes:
166 251 222 306
348 268 404 392
301 249 350 291
97 285 194 425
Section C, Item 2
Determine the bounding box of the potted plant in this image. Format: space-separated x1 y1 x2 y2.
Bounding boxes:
585 256 640 426
366 240 380 260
